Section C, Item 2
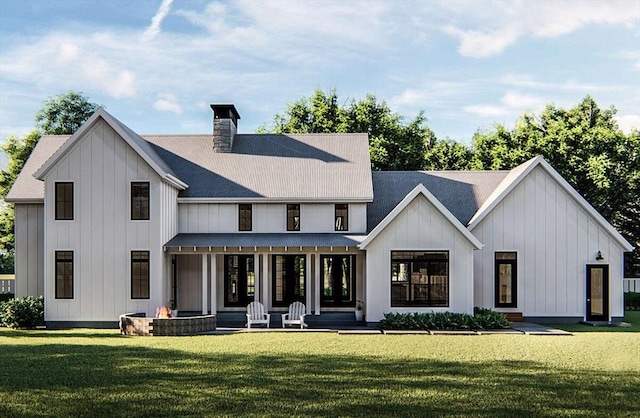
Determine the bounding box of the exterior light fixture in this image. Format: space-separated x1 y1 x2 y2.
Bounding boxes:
595 251 604 261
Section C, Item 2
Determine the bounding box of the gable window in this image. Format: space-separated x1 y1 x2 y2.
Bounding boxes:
239 204 252 231
55 182 74 220
495 252 517 308
55 251 74 299
391 251 448 307
287 204 300 231
131 182 150 220
131 251 150 299
335 204 348 231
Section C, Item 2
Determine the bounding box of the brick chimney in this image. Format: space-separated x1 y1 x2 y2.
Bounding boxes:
210 104 241 153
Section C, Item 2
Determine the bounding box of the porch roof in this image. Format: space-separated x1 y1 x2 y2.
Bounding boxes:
164 233 367 249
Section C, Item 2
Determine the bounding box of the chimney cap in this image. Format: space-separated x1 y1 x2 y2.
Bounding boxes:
210 104 241 121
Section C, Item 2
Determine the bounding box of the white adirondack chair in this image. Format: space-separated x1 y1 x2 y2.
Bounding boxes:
282 301 308 329
246 301 270 328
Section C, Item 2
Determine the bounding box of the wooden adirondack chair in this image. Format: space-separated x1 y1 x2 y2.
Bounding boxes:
246 301 270 328
282 301 308 329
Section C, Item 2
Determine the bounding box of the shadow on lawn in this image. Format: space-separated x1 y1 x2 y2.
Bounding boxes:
0 343 638 418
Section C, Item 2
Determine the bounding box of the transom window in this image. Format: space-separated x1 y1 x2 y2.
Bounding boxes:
287 204 300 231
131 251 150 299
55 251 74 299
131 182 150 220
238 204 252 231
391 251 449 307
55 182 74 220
335 204 348 231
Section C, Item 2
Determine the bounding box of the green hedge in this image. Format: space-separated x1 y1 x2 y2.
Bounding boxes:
625 292 640 310
379 308 510 331
0 293 14 303
0 296 44 329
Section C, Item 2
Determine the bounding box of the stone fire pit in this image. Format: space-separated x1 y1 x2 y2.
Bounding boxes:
119 313 216 336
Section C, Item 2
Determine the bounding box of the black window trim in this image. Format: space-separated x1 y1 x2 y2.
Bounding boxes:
238 204 253 232
390 250 450 308
286 204 301 232
334 204 349 231
55 250 74 299
494 251 518 308
131 250 150 300
54 182 74 221
131 181 150 221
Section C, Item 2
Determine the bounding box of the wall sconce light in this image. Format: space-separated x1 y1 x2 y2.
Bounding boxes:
596 251 604 261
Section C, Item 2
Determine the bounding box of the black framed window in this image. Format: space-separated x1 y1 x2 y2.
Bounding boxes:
131 182 150 220
321 255 355 307
273 255 305 307
55 182 74 220
131 251 150 299
224 255 255 306
391 251 448 307
287 204 300 231
495 252 517 308
335 204 348 231
239 204 252 231
55 251 74 299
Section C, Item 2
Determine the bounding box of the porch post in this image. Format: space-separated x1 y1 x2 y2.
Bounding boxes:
306 253 312 314
254 252 260 303
201 254 208 315
315 253 321 315
210 254 216 314
262 253 269 309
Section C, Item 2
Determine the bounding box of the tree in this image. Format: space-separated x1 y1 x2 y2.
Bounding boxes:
261 89 435 170
424 139 473 170
0 92 99 267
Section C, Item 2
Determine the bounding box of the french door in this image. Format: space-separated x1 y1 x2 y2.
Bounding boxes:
272 255 306 307
320 255 356 307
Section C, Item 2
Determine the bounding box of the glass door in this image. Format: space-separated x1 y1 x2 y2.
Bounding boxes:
272 255 306 307
586 265 609 321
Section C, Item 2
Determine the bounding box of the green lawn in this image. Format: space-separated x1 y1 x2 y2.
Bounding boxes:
1 319 639 417
545 310 640 333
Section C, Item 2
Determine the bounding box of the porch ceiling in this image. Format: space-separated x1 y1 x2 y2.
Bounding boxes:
164 233 367 249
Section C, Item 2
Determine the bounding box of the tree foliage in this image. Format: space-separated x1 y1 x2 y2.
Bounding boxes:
0 92 98 258
261 89 435 170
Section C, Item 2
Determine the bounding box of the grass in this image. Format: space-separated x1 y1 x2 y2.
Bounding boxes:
1 321 639 417
544 310 640 333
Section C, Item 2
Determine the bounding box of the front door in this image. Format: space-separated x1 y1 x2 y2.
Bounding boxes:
224 255 255 307
320 255 356 307
586 264 609 321
272 255 306 307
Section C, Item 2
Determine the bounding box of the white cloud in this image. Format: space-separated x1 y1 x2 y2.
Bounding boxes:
615 114 640 134
153 94 182 115
463 104 509 118
464 91 545 117
56 42 79 65
142 0 174 42
81 58 136 98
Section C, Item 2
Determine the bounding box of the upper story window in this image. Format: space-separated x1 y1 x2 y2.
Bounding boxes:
55 250 74 299
287 204 300 231
55 182 74 220
335 204 348 231
131 182 150 220
239 204 252 231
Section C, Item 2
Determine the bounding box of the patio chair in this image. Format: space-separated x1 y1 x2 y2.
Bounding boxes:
246 301 270 328
282 301 308 329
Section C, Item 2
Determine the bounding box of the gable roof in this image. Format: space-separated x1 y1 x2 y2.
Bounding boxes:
359 183 483 250
5 135 68 203
34 108 187 190
367 170 508 231
144 133 373 201
467 156 634 251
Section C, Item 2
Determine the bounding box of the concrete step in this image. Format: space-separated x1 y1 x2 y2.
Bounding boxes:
504 312 524 322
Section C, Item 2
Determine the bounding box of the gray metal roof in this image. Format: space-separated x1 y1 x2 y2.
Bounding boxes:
165 233 366 248
5 135 67 202
368 170 510 230
144 133 373 200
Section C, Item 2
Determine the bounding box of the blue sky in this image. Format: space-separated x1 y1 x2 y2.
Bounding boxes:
1 0 639 169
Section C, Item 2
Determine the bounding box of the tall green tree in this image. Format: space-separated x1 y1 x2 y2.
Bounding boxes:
424 139 473 170
0 92 99 264
261 89 435 170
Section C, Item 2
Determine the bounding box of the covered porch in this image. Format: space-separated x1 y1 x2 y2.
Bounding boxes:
163 233 367 321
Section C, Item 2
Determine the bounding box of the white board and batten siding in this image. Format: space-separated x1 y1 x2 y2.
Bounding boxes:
178 202 367 233
42 120 178 322
14 204 45 297
364 194 476 322
472 165 627 320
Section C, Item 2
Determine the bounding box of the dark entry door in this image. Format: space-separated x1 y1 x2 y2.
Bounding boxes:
272 255 306 307
224 255 255 307
586 264 609 321
321 255 356 307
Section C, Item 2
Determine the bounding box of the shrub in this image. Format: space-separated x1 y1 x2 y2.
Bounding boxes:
0 293 14 303
624 292 640 310
379 309 510 331
0 296 44 329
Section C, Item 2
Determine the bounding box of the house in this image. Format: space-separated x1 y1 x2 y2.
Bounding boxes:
6 104 633 327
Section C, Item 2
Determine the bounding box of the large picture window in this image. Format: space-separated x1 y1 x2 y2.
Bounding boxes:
287 204 300 231
131 251 150 299
238 204 252 231
495 252 517 308
224 255 255 306
55 182 74 220
55 251 74 299
131 182 150 220
335 204 348 231
391 251 448 307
